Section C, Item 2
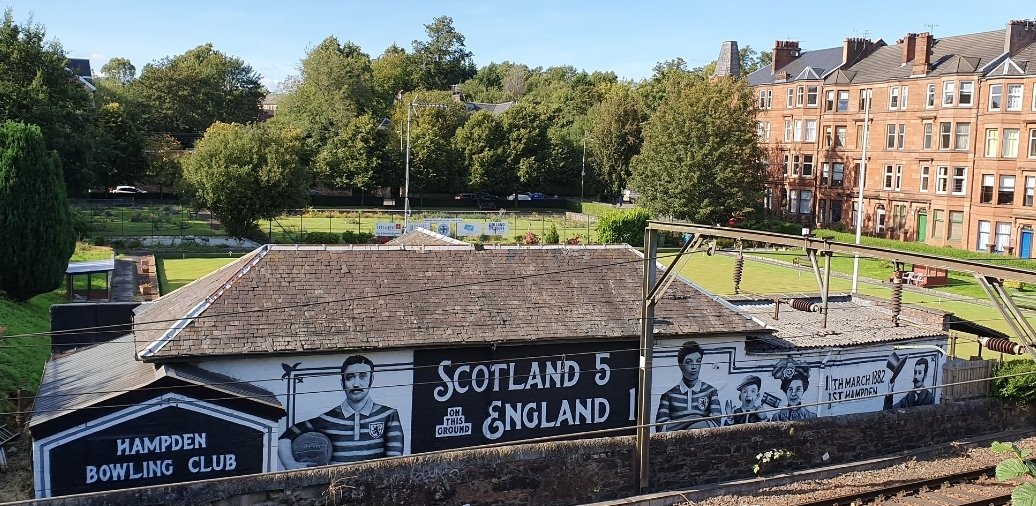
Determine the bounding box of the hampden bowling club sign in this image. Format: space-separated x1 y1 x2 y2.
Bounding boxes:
411 341 639 452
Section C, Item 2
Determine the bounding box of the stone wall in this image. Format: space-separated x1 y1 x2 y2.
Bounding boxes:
15 399 1032 506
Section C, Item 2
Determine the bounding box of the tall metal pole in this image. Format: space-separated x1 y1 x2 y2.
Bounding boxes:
635 228 658 493
404 100 413 231
852 90 871 293
581 131 587 203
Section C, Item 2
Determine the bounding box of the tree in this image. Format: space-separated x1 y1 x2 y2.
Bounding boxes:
277 37 374 146
313 114 394 197
0 9 95 194
740 46 772 75
99 57 136 84
183 123 309 237
91 102 146 189
0 121 75 301
412 15 476 90
630 76 765 223
454 110 510 194
586 83 646 199
371 44 419 115
142 134 184 195
132 44 265 145
501 102 551 191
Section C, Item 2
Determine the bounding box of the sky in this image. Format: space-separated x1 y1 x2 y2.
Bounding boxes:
7 1 1036 91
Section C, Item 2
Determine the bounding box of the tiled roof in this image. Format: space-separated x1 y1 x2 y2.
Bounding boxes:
466 101 515 116
747 47 844 86
841 30 1007 83
726 294 948 350
135 245 765 360
386 227 469 246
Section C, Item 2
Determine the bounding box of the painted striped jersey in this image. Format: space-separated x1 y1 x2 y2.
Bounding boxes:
655 380 721 431
282 399 404 463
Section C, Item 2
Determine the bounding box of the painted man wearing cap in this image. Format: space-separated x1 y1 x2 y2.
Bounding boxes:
655 341 721 431
724 375 766 425
884 357 935 409
278 355 404 469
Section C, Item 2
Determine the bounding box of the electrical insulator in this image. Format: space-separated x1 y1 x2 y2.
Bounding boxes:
890 275 903 326
979 336 1028 355
789 298 820 312
732 255 744 294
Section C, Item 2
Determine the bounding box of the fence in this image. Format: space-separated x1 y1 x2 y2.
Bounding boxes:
941 358 997 402
74 201 221 239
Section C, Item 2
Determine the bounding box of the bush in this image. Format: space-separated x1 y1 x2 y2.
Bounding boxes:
523 231 540 245
544 224 560 244
341 231 374 244
991 360 1036 402
91 236 108 247
302 231 340 244
566 234 582 245
597 208 651 246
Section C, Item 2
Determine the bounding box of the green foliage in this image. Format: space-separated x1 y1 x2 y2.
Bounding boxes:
597 208 651 246
371 44 419 115
302 231 340 244
630 75 765 224
586 83 646 198
502 102 551 190
0 121 76 301
813 228 1036 271
0 10 95 193
141 134 184 194
544 224 560 244
412 16 476 90
91 102 146 188
183 122 309 238
992 441 1036 506
753 448 794 475
99 57 136 84
314 114 393 191
991 360 1036 402
522 231 540 245
341 231 374 244
454 110 510 194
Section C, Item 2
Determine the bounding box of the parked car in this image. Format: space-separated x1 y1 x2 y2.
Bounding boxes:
529 192 548 200
623 189 640 203
111 185 147 194
454 192 479 200
507 192 532 201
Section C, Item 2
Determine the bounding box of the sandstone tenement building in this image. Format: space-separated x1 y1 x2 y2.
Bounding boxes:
746 20 1036 257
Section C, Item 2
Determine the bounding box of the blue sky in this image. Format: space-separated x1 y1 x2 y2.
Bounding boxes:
7 1 1036 90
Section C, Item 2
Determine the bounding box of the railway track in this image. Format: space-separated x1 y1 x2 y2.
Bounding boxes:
792 466 1014 506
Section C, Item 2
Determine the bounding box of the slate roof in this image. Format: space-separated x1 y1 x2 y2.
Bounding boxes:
727 294 948 351
30 334 280 427
466 101 515 116
747 47 844 86
65 58 91 78
840 30 1008 83
386 227 469 246
134 244 765 361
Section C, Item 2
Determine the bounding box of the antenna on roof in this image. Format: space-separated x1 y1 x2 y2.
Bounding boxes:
923 23 939 33
860 29 871 40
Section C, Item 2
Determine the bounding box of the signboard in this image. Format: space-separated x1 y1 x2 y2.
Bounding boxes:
486 221 510 236
45 406 265 497
411 341 638 452
458 222 482 236
374 222 404 237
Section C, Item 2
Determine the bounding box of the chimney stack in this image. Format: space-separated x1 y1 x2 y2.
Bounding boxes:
1005 19 1036 55
842 37 878 66
912 32 932 76
772 40 800 75
713 41 742 80
900 33 918 64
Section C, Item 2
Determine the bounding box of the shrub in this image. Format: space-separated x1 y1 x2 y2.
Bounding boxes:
71 208 92 239
91 236 108 247
341 231 374 244
596 208 651 246
991 360 1036 402
544 224 560 244
523 231 540 245
566 234 582 245
302 231 340 244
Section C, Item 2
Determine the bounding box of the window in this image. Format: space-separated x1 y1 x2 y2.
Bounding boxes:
923 123 933 150
893 204 907 232
876 206 887 234
895 165 903 191
990 84 1003 111
995 222 1012 253
952 167 967 194
886 124 896 150
821 163 830 185
830 200 843 223
1026 176 1035 206
897 124 906 149
787 88 794 108
980 174 995 204
1004 128 1020 158
959 81 974 106
977 220 992 251
818 199 827 223
1008 84 1023 111
920 165 930 192
1029 129 1036 158
888 87 899 109
783 153 790 176
949 211 964 241
824 126 833 147
943 81 955 106
764 188 773 209
759 90 772 109
832 163 844 187
798 189 812 214
883 164 895 189
857 124 867 148
794 120 803 141
806 86 818 107
901 86 908 109
936 166 949 193
939 122 952 149
852 201 859 228
804 119 816 142
933 210 944 240
825 90 835 111
757 122 771 142
999 175 1016 205
802 155 814 177
955 123 970 150
784 120 793 142
926 84 936 108
859 88 872 111
985 129 999 157
796 86 804 106
837 90 849 112
791 154 800 176
835 126 846 147
788 189 797 213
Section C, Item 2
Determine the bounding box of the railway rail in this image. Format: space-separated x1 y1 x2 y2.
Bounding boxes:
792 466 1013 506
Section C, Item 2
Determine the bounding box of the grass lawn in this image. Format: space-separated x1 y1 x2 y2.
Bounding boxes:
157 257 239 294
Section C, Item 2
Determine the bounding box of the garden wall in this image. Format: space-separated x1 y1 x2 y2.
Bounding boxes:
15 398 1033 506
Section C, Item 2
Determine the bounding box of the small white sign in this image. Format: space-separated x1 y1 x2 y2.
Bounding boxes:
486 221 510 236
458 222 482 236
374 222 404 237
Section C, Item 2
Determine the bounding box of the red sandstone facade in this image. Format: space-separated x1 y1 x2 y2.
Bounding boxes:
748 20 1036 256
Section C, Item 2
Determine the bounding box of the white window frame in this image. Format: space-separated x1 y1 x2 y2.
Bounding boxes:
835 126 846 147
923 123 933 150
999 175 1016 205
985 128 999 158
936 166 949 194
955 123 970 151
1008 84 1023 111
883 165 894 190
804 119 817 142
895 164 903 191
1025 175 1035 206
784 120 793 142
794 119 803 141
897 124 906 149
920 165 930 192
981 174 995 204
787 88 794 108
1004 128 1020 158
886 124 896 150
875 206 887 234
806 86 818 107
959 81 974 107
990 84 1003 111
837 90 849 112
888 86 899 109
952 167 967 195
796 86 804 107
926 84 936 108
1029 129 1036 158
943 81 955 106
901 86 908 109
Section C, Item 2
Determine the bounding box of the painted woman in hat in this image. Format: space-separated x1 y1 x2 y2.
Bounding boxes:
769 371 817 421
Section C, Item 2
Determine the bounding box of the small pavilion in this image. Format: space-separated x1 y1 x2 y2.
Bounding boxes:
64 257 115 301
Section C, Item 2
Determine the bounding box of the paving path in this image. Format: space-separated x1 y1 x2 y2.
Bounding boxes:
110 255 139 302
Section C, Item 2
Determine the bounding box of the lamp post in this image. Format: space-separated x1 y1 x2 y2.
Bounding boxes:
403 97 450 231
581 131 587 203
851 89 871 293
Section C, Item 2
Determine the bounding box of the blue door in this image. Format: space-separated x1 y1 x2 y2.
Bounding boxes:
1021 229 1033 259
